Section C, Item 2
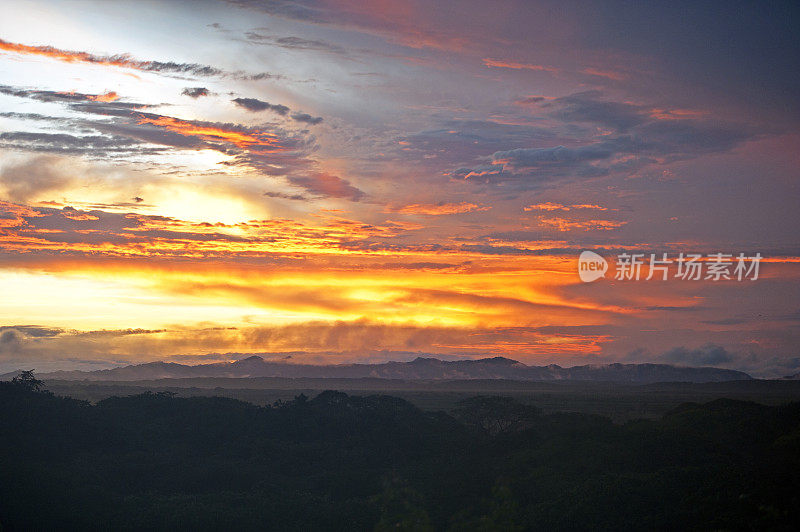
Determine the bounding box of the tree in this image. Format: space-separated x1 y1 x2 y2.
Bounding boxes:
11 370 45 392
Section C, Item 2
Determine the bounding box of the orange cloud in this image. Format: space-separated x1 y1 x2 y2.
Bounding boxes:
136 116 283 150
87 91 119 102
0 38 121 66
0 202 438 259
649 108 710 120
482 58 559 73
525 202 568 212
525 203 608 212
571 204 608 211
538 217 627 231
0 38 232 78
389 202 491 215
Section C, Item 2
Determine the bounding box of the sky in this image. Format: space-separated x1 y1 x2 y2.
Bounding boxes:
0 0 798 377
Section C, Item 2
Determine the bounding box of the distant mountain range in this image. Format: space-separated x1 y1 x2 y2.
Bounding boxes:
3 356 753 384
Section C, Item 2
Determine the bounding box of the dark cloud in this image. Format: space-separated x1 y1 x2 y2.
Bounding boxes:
0 325 67 356
288 173 364 201
232 97 289 115
85 120 207 151
0 111 61 121
263 191 310 201
0 325 64 338
0 86 156 110
493 143 617 168
393 119 556 168
22 205 135 233
290 112 323 125
450 143 614 184
181 87 209 98
451 92 754 187
538 91 648 132
245 32 347 55
0 131 149 157
516 96 546 105
659 344 736 366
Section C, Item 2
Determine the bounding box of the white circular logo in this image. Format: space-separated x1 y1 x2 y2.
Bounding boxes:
578 251 608 282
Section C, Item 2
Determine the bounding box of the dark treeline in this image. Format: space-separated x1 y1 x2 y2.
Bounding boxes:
1 372 799 531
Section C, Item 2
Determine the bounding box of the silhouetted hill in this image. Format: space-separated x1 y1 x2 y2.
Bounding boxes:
28 356 752 383
1 379 799 530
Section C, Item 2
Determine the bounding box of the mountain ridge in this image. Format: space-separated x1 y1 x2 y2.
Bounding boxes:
3 355 753 384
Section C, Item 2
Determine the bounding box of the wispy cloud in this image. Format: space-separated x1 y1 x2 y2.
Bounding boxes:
483 58 559 73
0 37 280 80
388 202 490 215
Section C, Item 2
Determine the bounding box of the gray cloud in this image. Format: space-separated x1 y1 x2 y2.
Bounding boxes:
543 90 648 132
392 119 557 169
0 329 23 354
0 326 65 338
288 173 364 201
232 97 289 115
263 190 310 201
659 344 736 366
451 92 754 187
181 87 209 98
493 143 617 168
290 112 323 125
0 131 150 157
0 155 77 201
245 32 347 55
516 96 546 105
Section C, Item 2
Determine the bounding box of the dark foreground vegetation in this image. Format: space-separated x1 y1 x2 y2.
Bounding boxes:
2 372 800 531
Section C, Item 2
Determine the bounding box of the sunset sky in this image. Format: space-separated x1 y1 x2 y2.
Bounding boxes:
0 0 798 376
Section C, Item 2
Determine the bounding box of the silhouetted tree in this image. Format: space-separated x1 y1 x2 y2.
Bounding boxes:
11 370 44 392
